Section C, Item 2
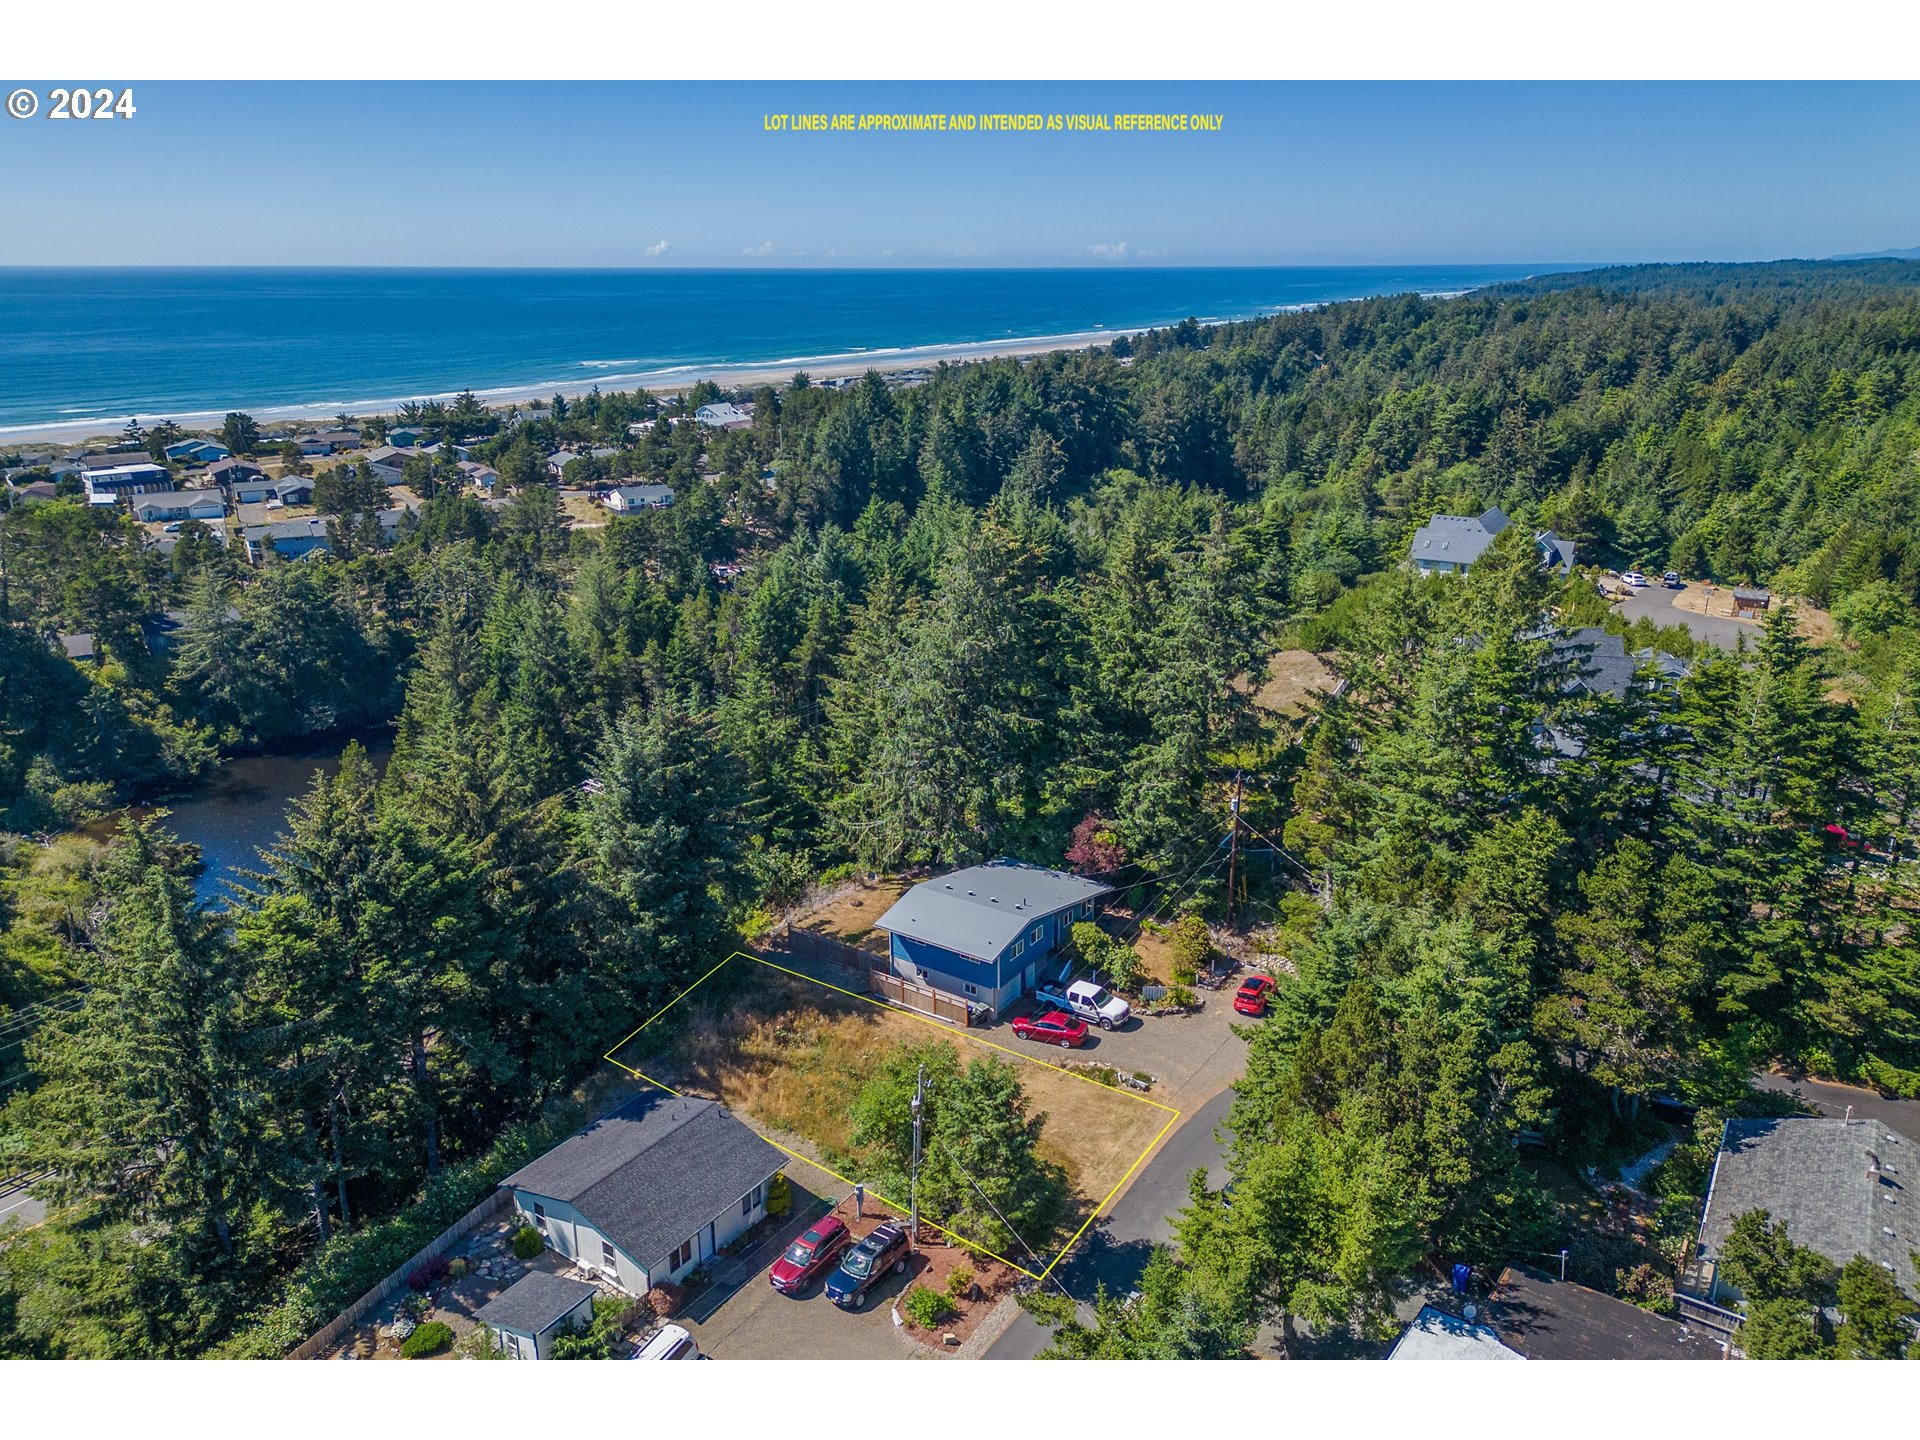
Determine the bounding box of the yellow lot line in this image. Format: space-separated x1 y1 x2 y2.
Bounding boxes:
602 950 1181 1283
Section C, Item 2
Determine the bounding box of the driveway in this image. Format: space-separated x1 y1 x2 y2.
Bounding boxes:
0 1171 48 1231
1750 1071 1920 1133
1613 582 1760 651
985 1087 1237 1359
675 1162 927 1360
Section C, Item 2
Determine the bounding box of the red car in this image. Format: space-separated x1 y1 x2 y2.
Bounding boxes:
768 1214 850 1295
1011 1009 1090 1048
1823 822 1868 852
1233 974 1276 1016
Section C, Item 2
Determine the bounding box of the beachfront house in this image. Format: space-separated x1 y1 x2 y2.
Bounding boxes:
130 487 226 524
164 438 230 465
604 483 675 514
1410 507 1576 577
82 459 171 504
501 1091 783 1298
872 859 1112 1014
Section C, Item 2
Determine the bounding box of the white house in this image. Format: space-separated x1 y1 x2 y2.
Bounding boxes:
500 1092 782 1298
604 483 675 514
694 402 753 429
473 1272 598 1361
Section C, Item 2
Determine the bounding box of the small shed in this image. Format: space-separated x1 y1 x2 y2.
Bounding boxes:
474 1271 598 1360
1731 586 1771 618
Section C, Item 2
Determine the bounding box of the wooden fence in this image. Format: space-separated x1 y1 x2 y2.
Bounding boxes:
769 926 972 1027
288 1187 515 1359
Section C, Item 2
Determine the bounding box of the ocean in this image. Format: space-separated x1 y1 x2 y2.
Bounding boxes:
0 264 1586 435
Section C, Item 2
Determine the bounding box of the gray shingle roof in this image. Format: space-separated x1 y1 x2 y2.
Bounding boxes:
473 1270 598 1335
874 859 1111 962
1490 1266 1716 1359
502 1092 782 1269
1699 1117 1920 1300
1410 509 1509 568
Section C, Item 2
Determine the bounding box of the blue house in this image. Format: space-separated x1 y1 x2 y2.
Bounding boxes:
164 438 231 464
873 860 1110 1014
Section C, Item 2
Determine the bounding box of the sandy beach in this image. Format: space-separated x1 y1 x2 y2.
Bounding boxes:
0 325 1137 448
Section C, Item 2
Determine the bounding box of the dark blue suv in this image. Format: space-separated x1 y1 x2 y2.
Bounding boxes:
823 1221 910 1309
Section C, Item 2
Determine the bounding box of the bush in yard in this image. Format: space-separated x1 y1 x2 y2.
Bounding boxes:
511 1225 545 1261
1071 921 1141 993
447 1257 470 1280
1168 913 1210 980
945 1265 975 1302
902 1285 958 1329
767 1172 792 1218
406 1255 451 1291
1164 983 1195 1010
400 1321 454 1359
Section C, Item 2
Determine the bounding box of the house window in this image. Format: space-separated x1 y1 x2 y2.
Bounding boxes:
1030 926 1042 944
601 1239 618 1273
964 983 978 996
531 1201 546 1230
741 1181 764 1217
669 1238 694 1272
1012 939 1025 959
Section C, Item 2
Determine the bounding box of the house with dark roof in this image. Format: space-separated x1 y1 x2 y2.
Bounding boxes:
1694 1116 1919 1306
1389 1268 1716 1359
241 517 332 565
1410 506 1575 577
500 1091 783 1297
473 1271 599 1360
207 458 272 500
873 859 1112 1013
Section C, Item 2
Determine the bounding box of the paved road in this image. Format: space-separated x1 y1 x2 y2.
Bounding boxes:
0 1172 48 1232
1613 582 1761 651
1750 1072 1920 1133
985 1087 1237 1359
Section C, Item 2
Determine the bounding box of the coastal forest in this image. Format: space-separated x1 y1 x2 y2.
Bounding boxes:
2 258 1919 1357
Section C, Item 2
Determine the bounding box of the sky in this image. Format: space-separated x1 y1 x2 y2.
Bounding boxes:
1 81 1916 267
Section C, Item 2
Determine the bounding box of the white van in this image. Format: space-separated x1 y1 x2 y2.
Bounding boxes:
632 1324 701 1360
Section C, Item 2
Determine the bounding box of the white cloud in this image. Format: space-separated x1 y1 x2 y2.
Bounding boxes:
1088 241 1130 259
643 239 670 258
742 240 775 258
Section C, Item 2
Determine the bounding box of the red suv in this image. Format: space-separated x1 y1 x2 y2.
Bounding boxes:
1233 974 1275 1016
1011 1009 1090 1048
768 1215 850 1295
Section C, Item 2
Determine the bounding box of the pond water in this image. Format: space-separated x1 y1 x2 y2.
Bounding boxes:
110 735 393 904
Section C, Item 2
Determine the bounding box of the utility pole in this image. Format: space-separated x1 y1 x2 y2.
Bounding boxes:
1225 771 1243 929
908 1063 926 1254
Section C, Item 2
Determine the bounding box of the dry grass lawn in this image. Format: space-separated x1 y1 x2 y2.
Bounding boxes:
614 958 1172 1262
1239 649 1339 718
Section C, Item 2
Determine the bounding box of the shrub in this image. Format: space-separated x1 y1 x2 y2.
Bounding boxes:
400 1321 454 1359
406 1255 451 1292
945 1266 975 1301
1168 913 1211 976
766 1172 792 1218
902 1285 958 1329
446 1257 470 1280
1165 983 1196 1009
511 1225 545 1261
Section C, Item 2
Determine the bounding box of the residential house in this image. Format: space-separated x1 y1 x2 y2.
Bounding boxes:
1387 1305 1525 1360
604 483 675 514
130 487 226 524
1732 586 1772 619
458 460 500 494
241 517 332 565
1388 1267 1712 1359
5 480 60 504
272 477 315 506
473 1272 599 1361
500 1090 783 1297
694 401 753 429
546 449 583 479
366 445 412 485
164 438 230 464
295 435 334 457
872 859 1111 1013
1693 1116 1919 1306
1551 626 1689 701
207 459 272 500
57 632 97 664
1410 506 1575 577
387 425 425 448
82 460 171 504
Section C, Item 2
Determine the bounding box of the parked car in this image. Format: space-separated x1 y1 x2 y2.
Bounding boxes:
1232 974 1275 1016
1822 822 1868 852
1662 570 1682 587
1620 570 1648 588
1011 1008 1090 1048
632 1323 701 1359
824 1222 910 1309
1033 978 1131 1031
768 1214 850 1294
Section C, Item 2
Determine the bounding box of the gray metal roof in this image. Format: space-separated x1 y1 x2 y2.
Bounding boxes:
609 484 673 505
473 1270 598 1336
502 1092 783 1270
873 860 1111 962
1699 1117 1919 1300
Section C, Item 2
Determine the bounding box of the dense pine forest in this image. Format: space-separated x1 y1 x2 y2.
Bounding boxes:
2 258 1918 1357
